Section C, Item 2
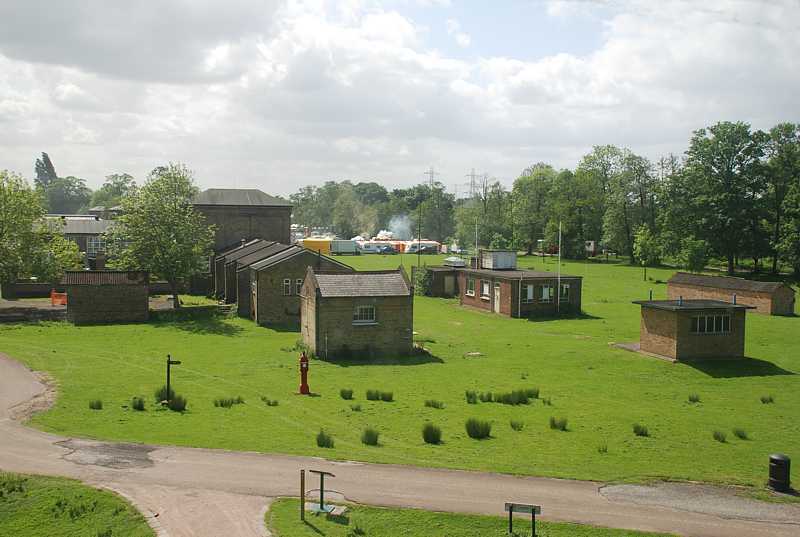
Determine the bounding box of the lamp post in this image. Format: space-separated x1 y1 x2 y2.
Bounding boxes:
165 354 181 403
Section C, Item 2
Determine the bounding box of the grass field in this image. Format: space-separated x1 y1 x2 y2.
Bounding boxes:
0 255 797 487
267 498 676 537
0 472 153 537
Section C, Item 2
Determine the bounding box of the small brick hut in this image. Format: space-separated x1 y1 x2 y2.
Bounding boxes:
249 247 353 327
667 272 795 316
233 242 293 317
300 267 414 359
212 238 266 300
632 298 753 361
62 271 149 325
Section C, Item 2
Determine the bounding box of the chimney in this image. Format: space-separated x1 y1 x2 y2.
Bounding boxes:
733 294 737 305
240 238 246 247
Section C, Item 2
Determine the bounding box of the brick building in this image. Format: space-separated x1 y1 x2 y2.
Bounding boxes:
233 242 294 317
456 250 582 317
667 272 795 316
300 268 414 359
61 271 149 325
249 247 353 327
632 298 753 361
193 188 292 252
46 215 112 269
213 239 264 299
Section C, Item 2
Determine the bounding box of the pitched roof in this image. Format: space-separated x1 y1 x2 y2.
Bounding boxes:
193 188 292 207
61 271 148 286
234 243 293 269
57 218 113 235
668 272 788 293
215 239 270 262
633 299 753 311
312 269 411 298
249 246 353 272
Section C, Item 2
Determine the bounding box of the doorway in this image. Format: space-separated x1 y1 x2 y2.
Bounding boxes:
493 282 501 313
444 275 455 295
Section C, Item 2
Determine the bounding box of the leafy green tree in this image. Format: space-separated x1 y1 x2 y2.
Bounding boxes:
0 171 47 287
765 123 800 273
677 237 709 273
89 173 137 209
512 163 555 254
45 175 92 214
34 152 57 190
107 163 214 307
30 231 83 283
633 225 661 280
332 185 360 238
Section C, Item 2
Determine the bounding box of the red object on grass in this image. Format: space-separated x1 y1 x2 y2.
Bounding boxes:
299 351 310 395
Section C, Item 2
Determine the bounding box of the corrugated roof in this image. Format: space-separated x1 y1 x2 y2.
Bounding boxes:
193 189 292 207
668 272 787 293
250 246 304 270
633 299 753 311
235 243 293 270
61 271 149 286
313 270 410 298
461 268 581 280
222 240 278 264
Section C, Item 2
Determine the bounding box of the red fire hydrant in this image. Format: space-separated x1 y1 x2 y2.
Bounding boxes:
299 351 310 395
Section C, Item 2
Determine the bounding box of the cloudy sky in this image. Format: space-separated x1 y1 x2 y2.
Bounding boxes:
1 0 798 196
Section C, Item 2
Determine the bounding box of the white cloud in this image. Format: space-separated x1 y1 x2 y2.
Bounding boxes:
445 18 471 48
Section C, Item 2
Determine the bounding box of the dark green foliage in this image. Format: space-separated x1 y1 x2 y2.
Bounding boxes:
367 389 393 402
597 443 608 454
479 391 493 402
465 418 491 439
317 429 334 448
494 390 533 405
413 266 433 296
549 416 568 431
422 423 442 444
760 394 774 404
379 391 394 402
361 427 380 446
340 388 354 400
425 399 444 409
214 396 244 408
260 396 279 406
688 393 701 403
131 397 145 411
154 385 175 403
541 397 552 406
713 430 727 443
168 395 187 412
465 390 478 404
510 420 524 431
733 428 749 440
632 423 649 437
89 400 103 410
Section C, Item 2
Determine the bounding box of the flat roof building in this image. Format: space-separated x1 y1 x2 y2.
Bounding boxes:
667 272 795 316
61 270 149 325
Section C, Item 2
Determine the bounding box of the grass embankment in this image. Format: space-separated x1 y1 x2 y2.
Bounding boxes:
267 498 676 537
0 472 153 537
0 256 797 487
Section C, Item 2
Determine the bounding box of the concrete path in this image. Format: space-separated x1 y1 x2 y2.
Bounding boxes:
1 354 798 537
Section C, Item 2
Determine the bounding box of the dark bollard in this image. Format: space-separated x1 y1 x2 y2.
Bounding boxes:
768 453 791 492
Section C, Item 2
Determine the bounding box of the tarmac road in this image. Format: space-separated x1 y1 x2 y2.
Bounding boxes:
1 353 798 537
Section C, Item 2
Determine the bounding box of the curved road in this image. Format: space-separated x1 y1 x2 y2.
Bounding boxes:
1 354 798 537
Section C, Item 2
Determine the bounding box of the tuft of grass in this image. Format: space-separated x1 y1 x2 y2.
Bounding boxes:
154 385 175 403
713 430 727 443
760 394 774 404
214 396 245 408
260 396 279 406
340 388 354 400
465 418 491 439
316 429 334 448
510 420 524 431
88 400 103 410
425 399 445 409
541 397 552 406
465 390 478 404
379 391 394 402
167 395 187 412
478 391 493 403
549 416 568 431
361 427 380 446
688 393 701 403
524 387 540 399
366 389 393 401
597 443 608 454
732 428 749 440
422 423 442 444
350 403 362 412
494 389 533 405
131 397 145 411
632 423 649 437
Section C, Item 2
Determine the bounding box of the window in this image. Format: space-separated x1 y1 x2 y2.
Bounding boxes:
295 278 303 295
522 284 534 303
559 283 570 302
540 285 554 303
87 236 105 257
690 314 731 334
353 305 376 324
283 278 291 296
481 280 490 298
466 277 475 296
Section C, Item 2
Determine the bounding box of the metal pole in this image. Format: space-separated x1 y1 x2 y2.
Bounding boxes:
300 470 305 521
508 506 513 534
532 511 536 537
557 221 562 314
166 355 171 403
319 473 325 511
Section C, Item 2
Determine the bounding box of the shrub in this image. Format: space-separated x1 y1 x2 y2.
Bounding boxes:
495 390 532 406
425 399 444 409
366 389 380 401
131 397 145 411
632 423 649 437
597 443 608 454
422 423 442 444
688 393 701 403
168 395 187 412
760 394 774 404
524 387 540 399
350 404 362 412
260 396 278 406
89 400 103 410
214 396 245 408
733 428 749 440
510 420 524 431
479 391 493 403
154 385 175 403
549 416 568 431
465 418 492 439
361 427 380 446
316 429 334 448
340 388 354 400
465 390 478 404
713 430 727 443
379 391 394 402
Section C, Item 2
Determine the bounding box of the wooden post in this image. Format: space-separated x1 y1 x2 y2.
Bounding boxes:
300 470 305 521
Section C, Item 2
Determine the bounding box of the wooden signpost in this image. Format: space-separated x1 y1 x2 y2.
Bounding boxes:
504 502 541 536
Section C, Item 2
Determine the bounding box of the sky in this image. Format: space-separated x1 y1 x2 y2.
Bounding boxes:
0 0 798 196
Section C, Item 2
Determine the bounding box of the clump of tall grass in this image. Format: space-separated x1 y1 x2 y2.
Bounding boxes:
350 404 362 412
316 430 334 448
366 389 394 402
760 394 774 404
361 427 380 446
168 395 187 412
465 390 478 404
465 418 492 439
89 400 103 410
422 423 442 444
479 391 493 403
632 423 649 437
713 430 727 443
688 393 701 404
154 385 175 403
340 388 354 400
131 397 145 411
732 428 749 440
214 396 244 408
597 443 608 454
549 416 568 431
425 399 444 409
510 420 524 431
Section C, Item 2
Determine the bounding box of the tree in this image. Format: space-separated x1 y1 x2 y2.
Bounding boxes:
633 225 661 280
677 237 709 273
107 163 214 307
90 173 137 208
45 176 92 214
512 163 556 254
29 231 83 284
765 123 800 273
0 171 47 287
34 152 57 190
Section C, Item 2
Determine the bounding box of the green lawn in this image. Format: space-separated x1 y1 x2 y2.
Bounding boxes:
0 472 153 537
267 498 676 537
0 256 797 487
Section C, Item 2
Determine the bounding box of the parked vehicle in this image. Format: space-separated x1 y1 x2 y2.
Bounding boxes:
331 240 359 255
378 244 398 254
358 242 381 254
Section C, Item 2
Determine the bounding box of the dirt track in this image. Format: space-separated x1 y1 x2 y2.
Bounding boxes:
1 353 798 537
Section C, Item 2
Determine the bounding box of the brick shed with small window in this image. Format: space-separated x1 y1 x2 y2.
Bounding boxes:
667 272 795 316
632 299 753 361
61 270 149 325
300 267 414 359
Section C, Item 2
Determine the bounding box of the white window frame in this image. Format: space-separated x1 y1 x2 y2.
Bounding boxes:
466 277 475 296
353 304 376 324
295 278 303 295
540 285 554 303
690 314 731 335
87 235 105 257
283 278 291 296
559 283 570 303
522 283 534 304
481 280 491 299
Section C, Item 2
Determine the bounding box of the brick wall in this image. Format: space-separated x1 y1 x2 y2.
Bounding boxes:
214 258 227 299
237 269 253 318
195 205 291 251
66 284 149 325
667 283 796 316
457 271 582 317
771 287 796 316
639 307 678 359
639 307 747 360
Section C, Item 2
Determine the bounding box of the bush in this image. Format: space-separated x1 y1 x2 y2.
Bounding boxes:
379 391 394 402
479 391 493 403
465 390 478 404
733 428 749 440
350 404 362 412
340 388 354 400
316 429 334 448
713 430 727 443
131 397 145 411
214 396 245 408
361 427 380 446
688 393 701 403
510 420 524 431
168 395 187 412
366 389 380 401
632 423 649 437
494 390 533 406
425 399 444 409
549 416 568 431
597 443 608 454
760 394 774 404
154 385 175 403
465 418 492 439
89 400 103 410
422 423 442 444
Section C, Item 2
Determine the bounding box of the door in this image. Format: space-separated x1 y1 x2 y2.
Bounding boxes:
251 280 258 321
444 275 455 295
493 282 501 313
